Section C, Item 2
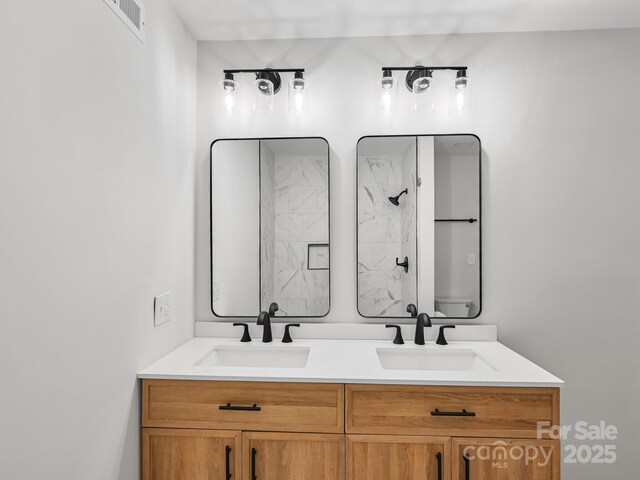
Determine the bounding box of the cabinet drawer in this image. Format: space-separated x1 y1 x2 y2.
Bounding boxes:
347 385 559 438
143 380 344 433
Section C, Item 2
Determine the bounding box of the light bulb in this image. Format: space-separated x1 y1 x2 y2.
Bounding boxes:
288 72 308 114
219 73 237 115
379 69 397 112
449 69 471 116
253 72 275 112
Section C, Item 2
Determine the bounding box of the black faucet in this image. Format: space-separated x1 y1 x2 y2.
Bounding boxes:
414 312 432 345
257 302 279 343
406 303 418 318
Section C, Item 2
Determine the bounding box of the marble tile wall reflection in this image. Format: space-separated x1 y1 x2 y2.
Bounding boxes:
260 148 276 310
358 153 417 316
269 155 329 316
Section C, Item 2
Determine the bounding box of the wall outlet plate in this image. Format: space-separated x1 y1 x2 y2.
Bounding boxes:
154 292 171 327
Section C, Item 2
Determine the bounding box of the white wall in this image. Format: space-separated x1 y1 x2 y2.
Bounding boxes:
0 1 197 479
417 136 436 315
196 29 640 479
212 140 260 316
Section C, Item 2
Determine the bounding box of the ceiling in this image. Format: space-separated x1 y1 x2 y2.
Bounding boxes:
167 0 640 41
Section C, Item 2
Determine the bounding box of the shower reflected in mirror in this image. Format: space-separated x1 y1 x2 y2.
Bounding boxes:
357 134 481 319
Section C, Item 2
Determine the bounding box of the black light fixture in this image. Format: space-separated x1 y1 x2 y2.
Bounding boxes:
379 65 471 115
405 66 432 93
255 70 281 96
221 68 306 114
222 72 237 92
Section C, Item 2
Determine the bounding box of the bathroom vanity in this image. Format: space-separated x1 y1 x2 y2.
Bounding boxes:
139 326 563 480
140 134 562 479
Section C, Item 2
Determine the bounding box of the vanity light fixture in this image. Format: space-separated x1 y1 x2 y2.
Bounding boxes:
288 71 308 114
450 68 471 116
380 65 471 115
379 69 398 112
221 68 306 114
220 73 238 115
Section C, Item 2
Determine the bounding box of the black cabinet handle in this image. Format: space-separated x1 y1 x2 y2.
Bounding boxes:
464 453 470 480
251 447 257 480
219 403 261 412
225 445 232 480
431 408 476 417
436 452 443 480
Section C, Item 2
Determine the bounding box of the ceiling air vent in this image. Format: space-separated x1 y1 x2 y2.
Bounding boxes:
102 0 146 43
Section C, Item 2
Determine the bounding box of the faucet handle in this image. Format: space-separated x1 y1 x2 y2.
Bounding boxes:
269 302 279 316
233 323 252 343
282 324 301 343
406 303 418 317
385 325 404 345
436 325 456 345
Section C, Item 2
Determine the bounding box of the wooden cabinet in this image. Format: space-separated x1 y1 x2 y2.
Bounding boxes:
347 435 450 480
141 380 561 480
347 384 559 438
142 428 240 480
143 379 344 433
243 432 345 480
451 438 561 480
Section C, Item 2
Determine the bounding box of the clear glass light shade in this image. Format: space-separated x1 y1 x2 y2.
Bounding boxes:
411 77 434 113
449 76 472 116
379 76 398 112
253 79 274 112
288 77 308 114
220 79 238 115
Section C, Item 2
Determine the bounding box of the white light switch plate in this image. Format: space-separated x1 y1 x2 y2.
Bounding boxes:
154 292 171 327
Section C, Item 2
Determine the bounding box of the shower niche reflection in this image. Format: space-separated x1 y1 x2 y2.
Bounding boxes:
357 135 481 319
211 137 330 318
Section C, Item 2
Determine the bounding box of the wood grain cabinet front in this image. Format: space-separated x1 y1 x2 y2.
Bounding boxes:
141 380 561 480
347 385 560 438
143 380 344 433
347 434 450 480
452 438 561 480
142 428 241 480
243 432 345 480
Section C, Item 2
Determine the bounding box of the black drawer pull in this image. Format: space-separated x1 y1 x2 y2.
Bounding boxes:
219 403 261 412
436 452 443 480
464 453 471 480
251 447 257 480
431 408 476 417
225 445 232 480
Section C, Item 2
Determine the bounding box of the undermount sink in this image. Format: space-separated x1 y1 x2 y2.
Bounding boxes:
196 345 310 368
376 347 498 372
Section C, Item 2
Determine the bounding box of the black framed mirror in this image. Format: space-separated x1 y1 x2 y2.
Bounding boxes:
210 137 330 318
356 134 481 319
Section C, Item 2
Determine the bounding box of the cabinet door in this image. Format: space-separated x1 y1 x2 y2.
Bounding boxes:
242 432 345 480
347 435 450 480
143 428 241 480
452 438 560 480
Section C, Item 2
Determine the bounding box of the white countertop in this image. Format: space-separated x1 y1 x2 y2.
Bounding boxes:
138 325 563 387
